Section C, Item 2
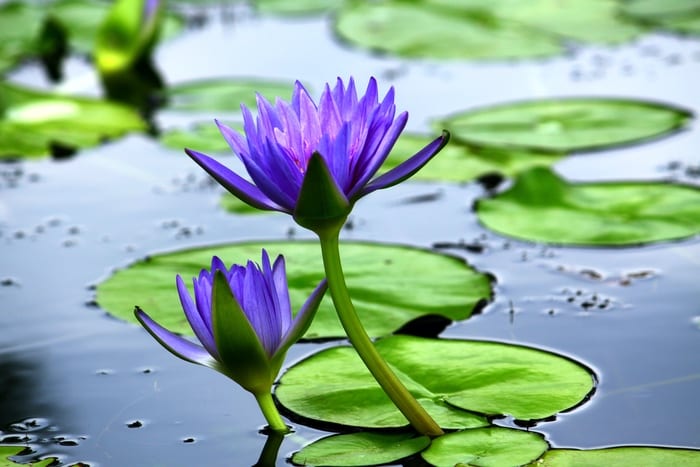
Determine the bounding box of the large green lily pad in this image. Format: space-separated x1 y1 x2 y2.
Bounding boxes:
0 82 146 159
422 427 548 467
165 78 295 112
276 335 594 429
97 241 492 340
528 446 700 466
383 133 563 183
440 98 692 153
254 0 343 16
334 0 644 60
620 0 700 35
0 1 45 74
476 167 700 246
291 432 430 467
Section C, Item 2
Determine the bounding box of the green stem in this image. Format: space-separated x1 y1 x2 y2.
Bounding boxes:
253 430 285 467
254 391 289 433
318 229 444 437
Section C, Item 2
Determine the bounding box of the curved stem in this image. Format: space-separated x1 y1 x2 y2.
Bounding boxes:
254 391 289 433
318 229 444 437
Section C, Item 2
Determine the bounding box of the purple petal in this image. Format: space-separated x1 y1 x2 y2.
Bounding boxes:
347 111 408 199
177 275 218 357
215 119 248 156
274 279 328 358
184 148 283 212
360 131 449 197
135 306 217 367
271 254 292 333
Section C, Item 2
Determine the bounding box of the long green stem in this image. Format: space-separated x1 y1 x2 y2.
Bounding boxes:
318 229 444 437
254 391 288 433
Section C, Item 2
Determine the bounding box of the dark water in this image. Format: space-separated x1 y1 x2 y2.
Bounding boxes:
1 9 699 467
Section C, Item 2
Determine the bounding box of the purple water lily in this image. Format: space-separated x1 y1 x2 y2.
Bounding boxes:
185 77 448 223
135 251 326 396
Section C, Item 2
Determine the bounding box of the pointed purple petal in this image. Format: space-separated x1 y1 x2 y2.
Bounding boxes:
360 131 450 197
347 111 408 199
135 306 217 367
185 148 284 212
177 275 218 357
274 279 328 359
271 254 292 333
215 119 248 156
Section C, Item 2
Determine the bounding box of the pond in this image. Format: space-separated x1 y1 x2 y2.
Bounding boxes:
1 1 699 466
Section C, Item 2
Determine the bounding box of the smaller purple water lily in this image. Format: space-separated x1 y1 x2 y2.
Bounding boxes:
135 250 326 431
185 77 449 232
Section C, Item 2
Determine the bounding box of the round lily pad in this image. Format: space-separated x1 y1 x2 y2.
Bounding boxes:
334 0 644 61
383 134 563 183
291 432 430 467
276 335 595 429
440 98 692 153
165 78 295 112
0 82 146 159
97 241 492 340
422 427 548 467
620 0 700 35
529 446 700 466
476 167 700 246
0 446 53 467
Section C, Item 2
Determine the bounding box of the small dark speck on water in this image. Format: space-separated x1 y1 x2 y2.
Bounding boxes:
1 277 19 286
126 420 143 428
182 437 196 443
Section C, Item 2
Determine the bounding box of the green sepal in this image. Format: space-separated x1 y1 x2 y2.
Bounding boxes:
211 271 273 394
293 152 350 234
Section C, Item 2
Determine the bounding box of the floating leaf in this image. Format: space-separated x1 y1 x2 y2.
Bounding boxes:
335 0 644 61
292 432 430 467
97 241 492 340
529 446 700 466
166 78 295 112
476 167 700 246
335 1 561 60
161 121 238 153
440 98 692 153
220 193 272 215
383 134 563 182
254 0 343 16
0 2 45 73
422 427 548 467
0 446 53 467
276 335 594 429
0 82 146 159
620 0 700 35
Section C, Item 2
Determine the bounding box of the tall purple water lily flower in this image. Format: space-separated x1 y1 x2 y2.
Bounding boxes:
134 251 326 431
185 76 449 231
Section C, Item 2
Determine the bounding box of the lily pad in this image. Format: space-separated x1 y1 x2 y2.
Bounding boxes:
383 134 563 183
440 98 692 153
528 446 700 466
254 0 343 16
620 0 700 35
291 432 430 467
165 78 295 112
476 167 700 246
0 1 45 73
422 427 548 467
0 446 53 467
161 121 238 153
0 82 146 159
276 335 594 429
97 241 492 340
334 0 644 61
